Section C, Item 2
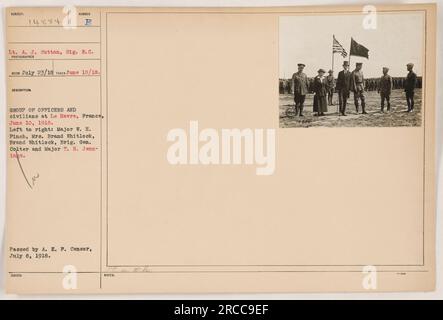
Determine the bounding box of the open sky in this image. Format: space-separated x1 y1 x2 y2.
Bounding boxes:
279 12 424 79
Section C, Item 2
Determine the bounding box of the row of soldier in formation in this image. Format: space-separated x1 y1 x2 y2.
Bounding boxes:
283 61 420 117
279 72 422 94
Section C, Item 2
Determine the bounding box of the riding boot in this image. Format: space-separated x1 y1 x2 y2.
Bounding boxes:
362 102 367 114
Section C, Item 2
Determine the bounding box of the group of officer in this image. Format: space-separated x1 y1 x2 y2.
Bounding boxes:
287 62 419 117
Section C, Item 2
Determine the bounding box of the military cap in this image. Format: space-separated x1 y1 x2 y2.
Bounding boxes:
383 67 389 72
298 63 306 67
318 68 326 73
328 69 333 73
343 61 349 66
407 63 414 67
356 62 363 66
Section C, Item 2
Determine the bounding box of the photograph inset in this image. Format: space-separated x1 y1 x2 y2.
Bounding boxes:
279 12 424 128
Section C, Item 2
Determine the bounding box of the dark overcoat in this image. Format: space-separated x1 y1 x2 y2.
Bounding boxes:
404 71 417 92
313 76 328 113
336 70 352 96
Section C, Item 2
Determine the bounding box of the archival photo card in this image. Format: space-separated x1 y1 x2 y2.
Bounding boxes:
4 4 436 294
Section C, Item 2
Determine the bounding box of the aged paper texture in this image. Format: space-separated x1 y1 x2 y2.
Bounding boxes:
5 4 436 293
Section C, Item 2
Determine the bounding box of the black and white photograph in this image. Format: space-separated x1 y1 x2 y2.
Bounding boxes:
279 12 425 128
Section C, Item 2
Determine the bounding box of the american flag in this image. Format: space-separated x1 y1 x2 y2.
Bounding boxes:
333 35 347 58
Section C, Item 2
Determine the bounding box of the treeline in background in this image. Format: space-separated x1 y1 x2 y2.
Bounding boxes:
279 76 423 94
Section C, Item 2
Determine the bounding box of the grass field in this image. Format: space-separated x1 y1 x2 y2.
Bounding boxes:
279 88 422 128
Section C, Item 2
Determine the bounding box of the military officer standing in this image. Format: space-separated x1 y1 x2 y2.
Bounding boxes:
404 63 417 112
351 62 367 114
336 61 351 116
325 69 335 106
291 63 309 117
378 67 393 113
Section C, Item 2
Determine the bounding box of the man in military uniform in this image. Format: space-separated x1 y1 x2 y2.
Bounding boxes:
336 61 351 116
351 62 367 114
325 69 335 106
404 63 417 112
378 67 393 113
285 79 291 94
279 79 284 94
291 63 309 117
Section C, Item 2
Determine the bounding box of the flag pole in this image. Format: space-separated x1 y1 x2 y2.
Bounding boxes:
331 35 335 73
348 38 352 66
346 39 353 118
332 35 338 117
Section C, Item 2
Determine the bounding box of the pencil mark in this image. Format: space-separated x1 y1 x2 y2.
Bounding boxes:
31 173 40 186
15 150 33 189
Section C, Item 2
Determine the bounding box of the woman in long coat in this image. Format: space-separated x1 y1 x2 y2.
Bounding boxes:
313 69 328 116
